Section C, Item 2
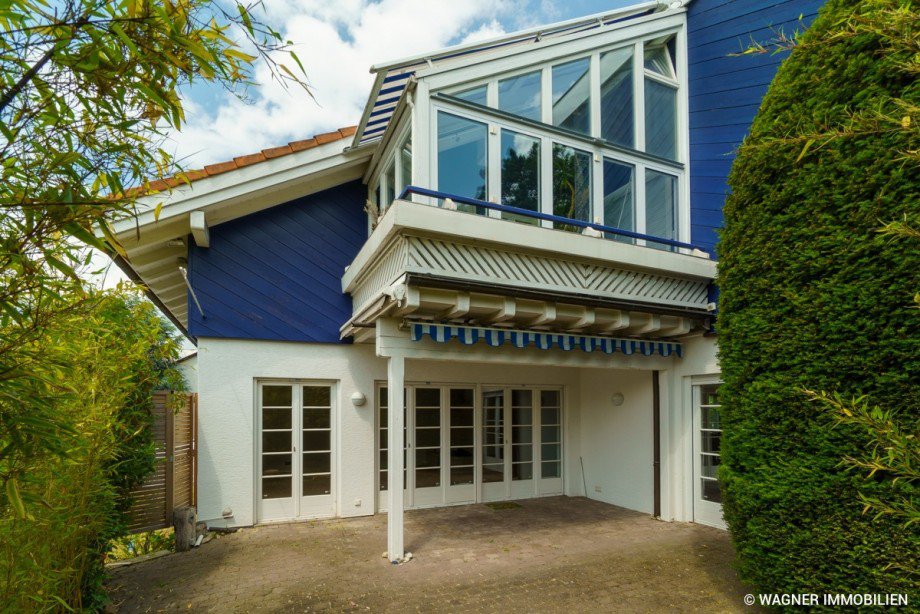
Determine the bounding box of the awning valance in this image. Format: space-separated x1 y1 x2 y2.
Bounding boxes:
410 323 681 358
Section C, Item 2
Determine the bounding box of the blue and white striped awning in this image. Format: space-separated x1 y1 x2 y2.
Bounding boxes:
410 323 681 358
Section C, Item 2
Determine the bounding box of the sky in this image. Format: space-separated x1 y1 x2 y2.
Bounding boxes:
167 0 637 168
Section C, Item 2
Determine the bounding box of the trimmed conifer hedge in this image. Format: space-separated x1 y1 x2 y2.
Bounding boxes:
718 0 919 602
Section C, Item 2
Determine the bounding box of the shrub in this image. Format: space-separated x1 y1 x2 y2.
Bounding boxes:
0 288 184 610
717 0 919 603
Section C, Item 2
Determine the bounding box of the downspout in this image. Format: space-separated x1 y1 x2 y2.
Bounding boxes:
652 371 661 518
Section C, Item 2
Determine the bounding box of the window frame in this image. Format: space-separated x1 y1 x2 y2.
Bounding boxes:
427 24 689 247
369 120 413 219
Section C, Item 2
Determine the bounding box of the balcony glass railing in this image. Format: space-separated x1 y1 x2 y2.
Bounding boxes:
397 186 709 256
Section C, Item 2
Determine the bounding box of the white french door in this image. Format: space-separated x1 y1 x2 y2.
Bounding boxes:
258 382 334 522
692 381 725 528
377 383 562 510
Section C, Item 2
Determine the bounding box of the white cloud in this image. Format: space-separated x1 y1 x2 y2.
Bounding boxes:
167 0 517 168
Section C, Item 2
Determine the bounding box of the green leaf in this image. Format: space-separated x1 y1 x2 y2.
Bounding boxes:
796 138 815 163
6 479 26 519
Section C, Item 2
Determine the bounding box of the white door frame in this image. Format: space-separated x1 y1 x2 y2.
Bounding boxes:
255 380 337 523
376 381 563 511
691 376 724 529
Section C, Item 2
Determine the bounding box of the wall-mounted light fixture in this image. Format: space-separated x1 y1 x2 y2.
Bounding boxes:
351 392 367 407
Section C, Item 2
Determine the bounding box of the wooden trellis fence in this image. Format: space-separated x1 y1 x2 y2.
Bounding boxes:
126 391 198 533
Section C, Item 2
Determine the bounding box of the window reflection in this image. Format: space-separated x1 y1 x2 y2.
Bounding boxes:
399 135 412 193
644 45 674 78
603 159 634 242
552 58 590 135
501 130 541 224
498 71 542 121
384 161 395 209
454 85 488 106
437 112 488 203
646 170 678 249
600 48 633 148
552 144 591 232
645 79 677 160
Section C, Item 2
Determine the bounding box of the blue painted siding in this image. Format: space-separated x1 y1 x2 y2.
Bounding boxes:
687 0 825 252
187 181 366 343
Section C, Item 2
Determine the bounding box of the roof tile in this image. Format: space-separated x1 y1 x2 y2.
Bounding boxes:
203 160 239 176
130 125 356 197
314 131 342 145
262 145 293 159
289 138 318 152
233 152 267 167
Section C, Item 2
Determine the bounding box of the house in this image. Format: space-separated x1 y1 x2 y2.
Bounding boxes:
111 0 825 562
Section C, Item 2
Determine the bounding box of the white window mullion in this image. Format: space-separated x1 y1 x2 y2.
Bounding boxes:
487 124 501 216
592 153 603 226
589 53 601 139
541 135 553 227
633 41 646 153
675 24 691 247
541 66 552 125
636 163 647 245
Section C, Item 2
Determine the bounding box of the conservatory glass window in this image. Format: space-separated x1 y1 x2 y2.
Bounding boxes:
498 70 542 121
603 159 635 242
552 58 591 135
500 130 541 224
645 170 678 248
600 48 634 148
454 85 488 106
437 112 488 201
552 144 592 232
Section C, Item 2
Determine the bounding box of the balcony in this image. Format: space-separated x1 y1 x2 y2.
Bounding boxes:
340 189 716 343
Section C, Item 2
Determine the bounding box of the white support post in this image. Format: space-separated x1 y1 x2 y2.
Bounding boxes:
387 353 406 563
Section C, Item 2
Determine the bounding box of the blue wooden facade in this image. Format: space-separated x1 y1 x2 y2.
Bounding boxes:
687 0 825 252
187 181 366 342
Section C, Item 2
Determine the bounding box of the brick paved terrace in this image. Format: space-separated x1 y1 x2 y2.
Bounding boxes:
106 497 756 613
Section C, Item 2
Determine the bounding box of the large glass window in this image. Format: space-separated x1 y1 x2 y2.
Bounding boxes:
603 159 635 241
454 85 488 105
399 134 412 192
498 70 541 121
600 48 634 148
501 130 541 224
552 58 590 135
646 170 678 248
384 160 396 209
437 112 487 201
552 144 592 231
645 79 678 160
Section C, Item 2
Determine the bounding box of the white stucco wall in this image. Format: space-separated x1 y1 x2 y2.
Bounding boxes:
196 337 587 527
195 333 720 527
176 354 198 392
577 369 655 514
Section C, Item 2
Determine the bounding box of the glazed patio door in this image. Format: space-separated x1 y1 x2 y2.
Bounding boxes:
692 382 725 528
258 382 334 522
480 389 507 501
